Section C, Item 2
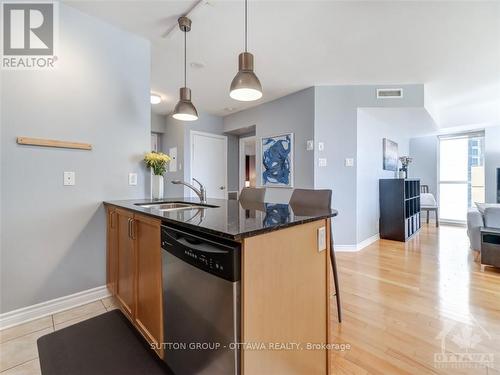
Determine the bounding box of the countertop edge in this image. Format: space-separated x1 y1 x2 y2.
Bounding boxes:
103 200 338 241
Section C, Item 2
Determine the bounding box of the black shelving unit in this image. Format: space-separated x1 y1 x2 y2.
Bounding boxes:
379 179 421 242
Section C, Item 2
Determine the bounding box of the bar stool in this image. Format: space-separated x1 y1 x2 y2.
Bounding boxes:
239 187 267 203
289 189 342 323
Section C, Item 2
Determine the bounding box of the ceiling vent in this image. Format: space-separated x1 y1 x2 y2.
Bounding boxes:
377 88 403 99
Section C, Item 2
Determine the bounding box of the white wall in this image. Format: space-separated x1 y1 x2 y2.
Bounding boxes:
162 112 225 197
356 108 410 242
0 5 150 313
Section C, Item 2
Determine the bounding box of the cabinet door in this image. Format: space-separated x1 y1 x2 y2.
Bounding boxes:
106 207 118 295
133 213 163 358
116 208 135 319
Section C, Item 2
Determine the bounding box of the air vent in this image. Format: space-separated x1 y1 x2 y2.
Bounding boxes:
228 191 238 200
377 88 403 99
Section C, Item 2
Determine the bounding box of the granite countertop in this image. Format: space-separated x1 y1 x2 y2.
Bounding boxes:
104 197 338 241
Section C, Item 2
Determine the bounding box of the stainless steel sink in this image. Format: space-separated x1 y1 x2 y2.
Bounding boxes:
134 201 219 211
136 202 195 211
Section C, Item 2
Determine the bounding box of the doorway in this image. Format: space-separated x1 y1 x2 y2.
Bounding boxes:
239 136 256 191
190 130 228 199
438 132 485 223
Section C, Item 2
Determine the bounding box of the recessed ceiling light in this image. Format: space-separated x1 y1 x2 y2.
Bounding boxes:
150 94 162 104
190 62 205 69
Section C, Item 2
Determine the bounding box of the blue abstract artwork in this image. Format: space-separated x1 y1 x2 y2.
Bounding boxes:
263 204 291 227
261 133 293 187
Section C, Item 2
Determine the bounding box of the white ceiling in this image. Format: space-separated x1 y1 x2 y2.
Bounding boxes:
65 0 500 128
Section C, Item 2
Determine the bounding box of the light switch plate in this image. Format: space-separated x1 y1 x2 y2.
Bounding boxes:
63 171 75 186
128 173 137 186
345 158 354 167
169 147 177 172
318 226 326 252
318 142 325 151
306 140 314 151
318 158 327 167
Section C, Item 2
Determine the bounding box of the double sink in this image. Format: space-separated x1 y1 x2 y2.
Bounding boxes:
135 201 219 212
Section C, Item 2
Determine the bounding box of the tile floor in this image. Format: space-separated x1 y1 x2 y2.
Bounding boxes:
0 296 119 375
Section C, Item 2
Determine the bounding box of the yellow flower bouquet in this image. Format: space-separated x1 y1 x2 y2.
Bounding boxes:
144 152 171 176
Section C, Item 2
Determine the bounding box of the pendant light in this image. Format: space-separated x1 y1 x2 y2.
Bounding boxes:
229 0 262 101
173 16 198 121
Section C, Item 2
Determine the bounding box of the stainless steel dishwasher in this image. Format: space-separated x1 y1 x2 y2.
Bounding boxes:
161 224 240 375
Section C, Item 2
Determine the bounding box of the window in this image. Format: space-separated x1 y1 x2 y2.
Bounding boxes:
439 132 485 222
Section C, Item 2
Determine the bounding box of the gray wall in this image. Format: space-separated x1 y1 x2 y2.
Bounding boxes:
409 135 438 196
224 88 315 203
356 108 410 243
485 126 500 203
314 84 425 246
162 112 225 197
226 135 239 192
151 112 167 133
0 5 151 313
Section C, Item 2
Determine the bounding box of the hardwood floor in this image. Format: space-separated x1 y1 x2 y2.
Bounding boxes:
331 224 500 375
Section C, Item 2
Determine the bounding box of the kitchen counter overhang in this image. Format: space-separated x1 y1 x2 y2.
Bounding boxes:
104 197 338 241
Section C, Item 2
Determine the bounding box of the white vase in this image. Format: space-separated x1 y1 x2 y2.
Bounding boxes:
152 174 164 200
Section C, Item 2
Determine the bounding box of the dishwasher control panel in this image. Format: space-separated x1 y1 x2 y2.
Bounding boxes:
161 225 241 282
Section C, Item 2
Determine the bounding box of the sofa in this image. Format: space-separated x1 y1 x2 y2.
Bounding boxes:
467 204 500 251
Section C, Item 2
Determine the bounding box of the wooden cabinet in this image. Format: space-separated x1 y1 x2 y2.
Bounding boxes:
106 207 118 295
116 208 135 319
134 214 163 357
242 219 331 375
106 206 163 358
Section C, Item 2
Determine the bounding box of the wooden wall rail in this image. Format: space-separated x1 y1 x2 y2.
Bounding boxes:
17 137 92 150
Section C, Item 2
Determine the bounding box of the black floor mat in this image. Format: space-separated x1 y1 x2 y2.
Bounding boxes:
37 309 172 375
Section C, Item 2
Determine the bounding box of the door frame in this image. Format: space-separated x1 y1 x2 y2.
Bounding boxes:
189 130 228 199
239 135 256 192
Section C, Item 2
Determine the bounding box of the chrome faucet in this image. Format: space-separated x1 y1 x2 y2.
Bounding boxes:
171 178 207 204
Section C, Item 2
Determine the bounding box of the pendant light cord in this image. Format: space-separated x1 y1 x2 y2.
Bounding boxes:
245 0 247 52
184 30 187 88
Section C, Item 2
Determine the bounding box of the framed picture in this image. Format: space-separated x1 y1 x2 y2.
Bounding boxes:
383 138 398 171
261 133 294 188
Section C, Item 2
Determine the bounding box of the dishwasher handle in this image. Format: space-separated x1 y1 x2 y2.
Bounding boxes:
163 230 228 254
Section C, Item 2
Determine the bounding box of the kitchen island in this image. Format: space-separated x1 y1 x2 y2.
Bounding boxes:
104 197 338 375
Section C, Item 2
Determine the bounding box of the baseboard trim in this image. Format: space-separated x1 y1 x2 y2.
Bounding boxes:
335 233 380 252
0 285 111 330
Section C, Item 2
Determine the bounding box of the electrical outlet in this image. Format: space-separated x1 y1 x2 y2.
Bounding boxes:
63 171 75 186
318 158 327 167
345 158 354 167
128 173 137 186
318 142 325 151
318 226 326 252
306 140 314 151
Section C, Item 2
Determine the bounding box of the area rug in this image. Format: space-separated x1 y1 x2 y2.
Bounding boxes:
37 309 171 375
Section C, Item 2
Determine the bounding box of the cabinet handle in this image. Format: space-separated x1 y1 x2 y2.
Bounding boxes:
130 219 136 240
110 212 116 229
127 218 132 238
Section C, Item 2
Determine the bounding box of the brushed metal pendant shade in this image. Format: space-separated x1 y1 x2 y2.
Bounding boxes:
172 87 198 121
229 0 262 101
230 52 262 101
173 16 198 121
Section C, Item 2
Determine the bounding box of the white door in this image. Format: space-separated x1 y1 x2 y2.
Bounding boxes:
191 131 227 199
